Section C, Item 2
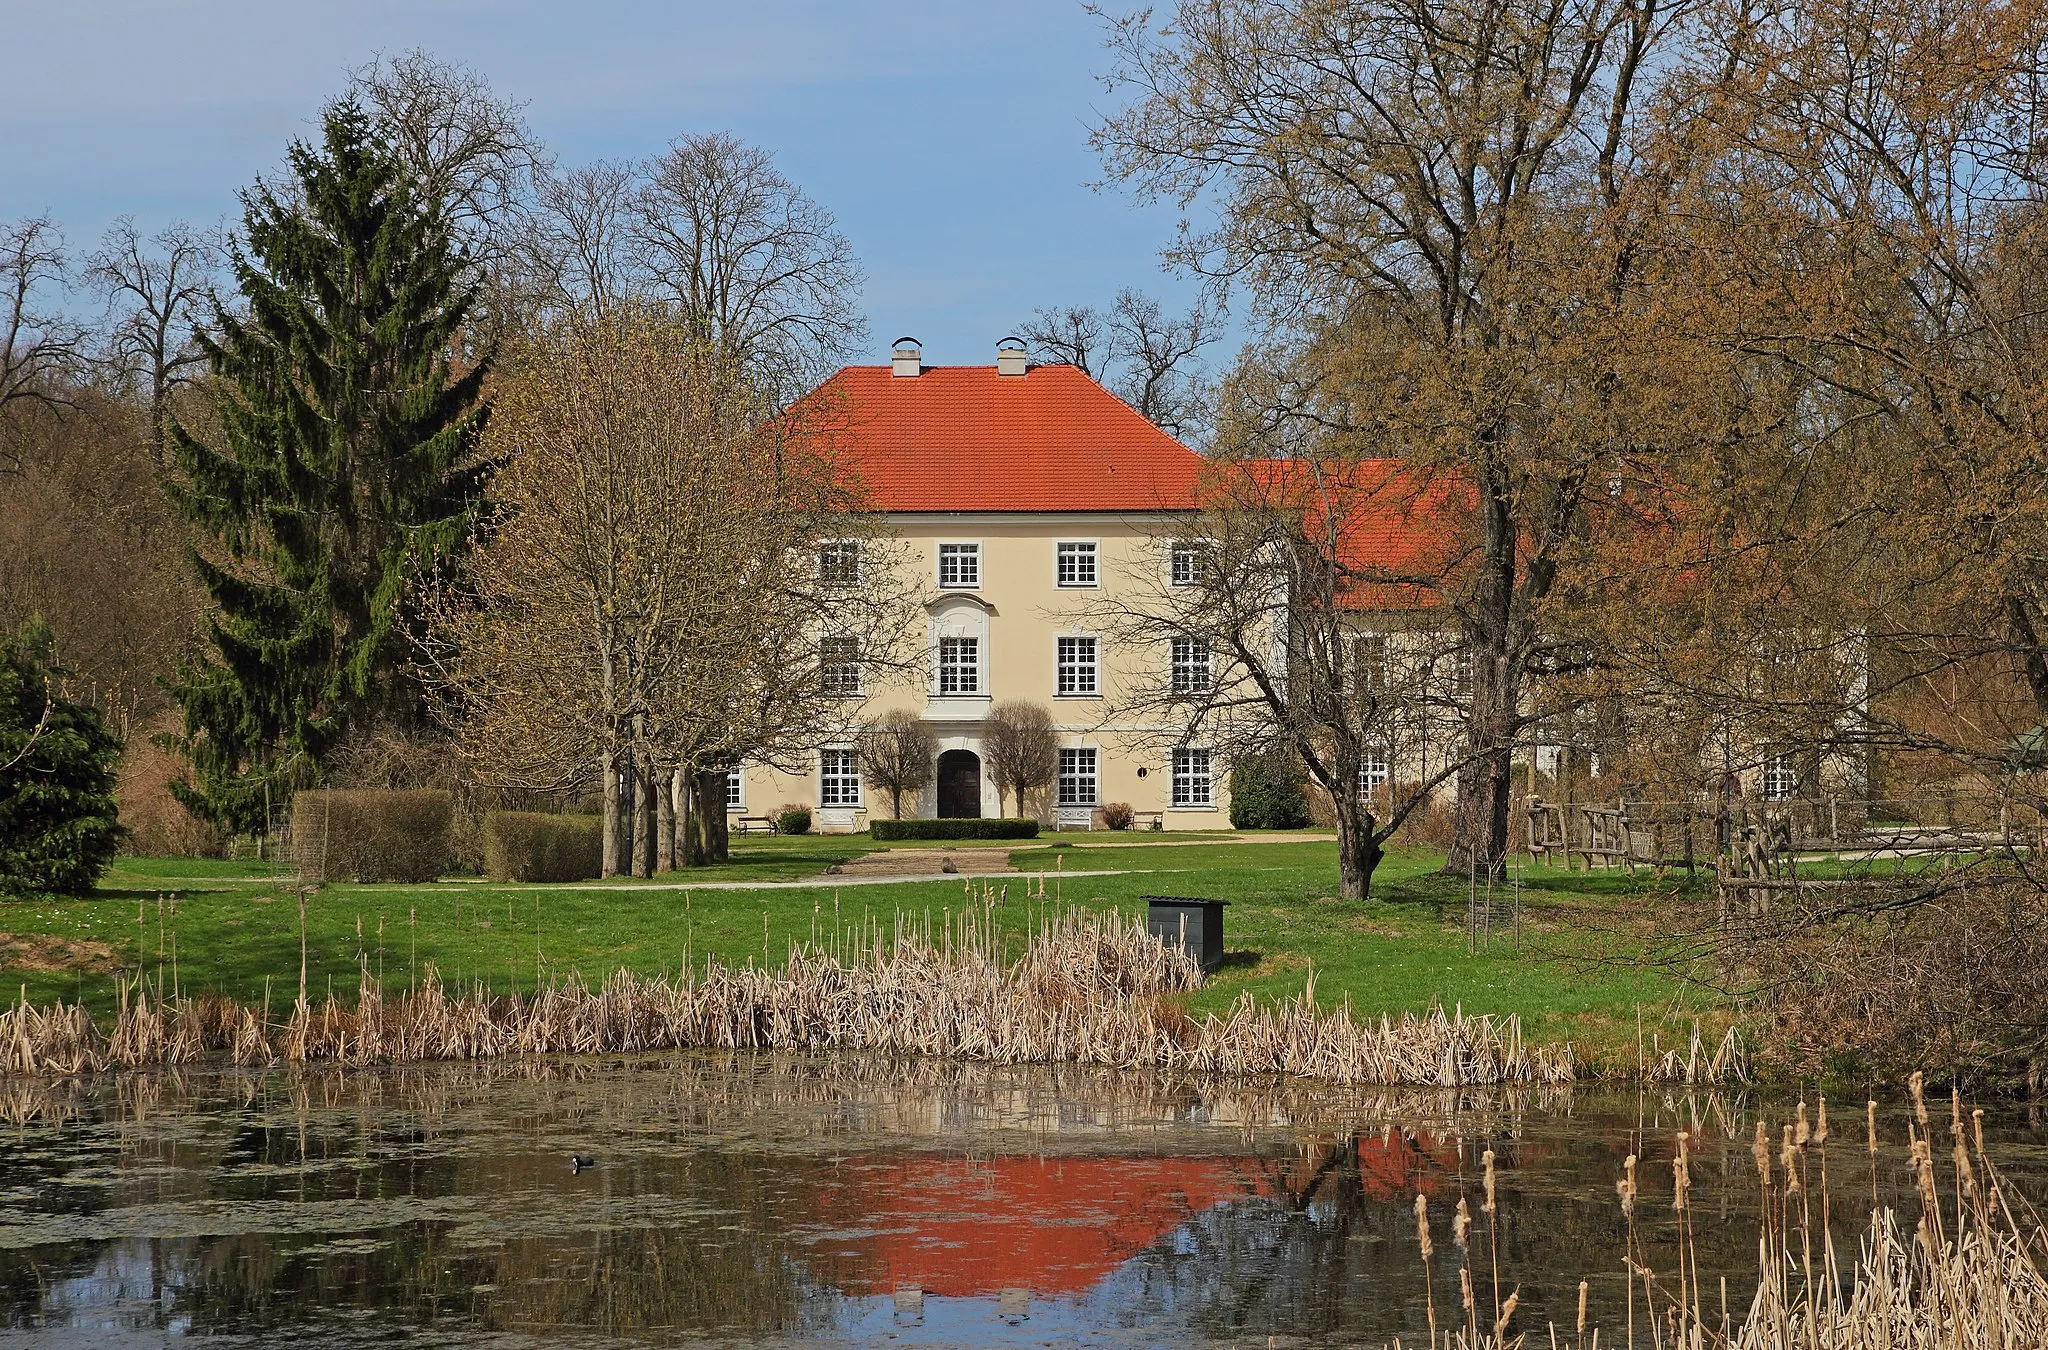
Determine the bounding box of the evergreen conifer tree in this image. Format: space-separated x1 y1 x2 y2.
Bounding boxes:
165 100 491 832
0 620 122 895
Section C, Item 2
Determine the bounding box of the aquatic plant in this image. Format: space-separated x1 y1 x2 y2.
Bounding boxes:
1399 1073 2048 1348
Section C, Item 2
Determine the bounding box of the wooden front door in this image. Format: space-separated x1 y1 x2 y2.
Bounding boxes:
936 749 982 819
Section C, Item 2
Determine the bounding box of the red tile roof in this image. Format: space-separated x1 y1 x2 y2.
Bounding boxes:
811 363 1205 512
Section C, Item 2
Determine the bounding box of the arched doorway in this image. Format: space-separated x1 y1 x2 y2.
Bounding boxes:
936 749 983 818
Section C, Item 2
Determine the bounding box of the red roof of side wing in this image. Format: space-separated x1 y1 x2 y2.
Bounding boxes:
808 364 1206 512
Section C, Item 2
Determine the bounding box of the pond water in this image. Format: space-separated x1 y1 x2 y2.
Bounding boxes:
2 1055 2045 1348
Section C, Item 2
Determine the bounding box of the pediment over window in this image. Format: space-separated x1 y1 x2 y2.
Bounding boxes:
925 592 998 616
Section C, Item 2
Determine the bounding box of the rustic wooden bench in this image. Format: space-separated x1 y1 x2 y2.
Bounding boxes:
731 815 777 835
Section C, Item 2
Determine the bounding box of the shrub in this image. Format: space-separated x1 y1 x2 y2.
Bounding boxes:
481 811 602 882
869 818 1040 841
0 620 123 894
1101 802 1135 831
776 804 812 835
289 789 452 883
1228 746 1311 830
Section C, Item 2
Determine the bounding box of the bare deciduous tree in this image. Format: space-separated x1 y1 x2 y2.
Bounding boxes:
422 309 911 875
1094 0 1691 879
1 217 86 475
633 133 866 398
86 218 217 465
858 709 937 819
1019 288 1216 440
346 49 547 258
983 701 1060 820
1079 458 1472 898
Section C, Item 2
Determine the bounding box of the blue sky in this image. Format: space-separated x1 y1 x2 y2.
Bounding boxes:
4 1 1214 367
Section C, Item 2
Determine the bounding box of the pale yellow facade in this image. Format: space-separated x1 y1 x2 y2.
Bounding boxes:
733 512 1234 832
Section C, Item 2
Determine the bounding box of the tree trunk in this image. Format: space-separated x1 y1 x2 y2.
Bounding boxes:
1445 464 1520 882
601 747 623 878
695 769 729 862
655 765 676 872
1332 791 1383 902
676 765 703 867
631 746 654 878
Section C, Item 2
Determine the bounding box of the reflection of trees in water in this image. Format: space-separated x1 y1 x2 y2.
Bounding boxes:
7 1059 2048 1343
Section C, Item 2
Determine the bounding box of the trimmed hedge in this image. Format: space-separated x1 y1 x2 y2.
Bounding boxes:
869 817 1040 841
481 811 603 883
290 789 453 883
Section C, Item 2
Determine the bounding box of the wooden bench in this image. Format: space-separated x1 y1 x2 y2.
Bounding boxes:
731 815 777 836
1133 811 1166 832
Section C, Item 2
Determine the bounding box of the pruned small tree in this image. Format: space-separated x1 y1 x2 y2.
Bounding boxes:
858 709 936 820
983 701 1059 820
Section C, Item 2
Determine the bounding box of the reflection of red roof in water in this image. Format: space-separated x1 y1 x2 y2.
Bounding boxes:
812 1155 1269 1299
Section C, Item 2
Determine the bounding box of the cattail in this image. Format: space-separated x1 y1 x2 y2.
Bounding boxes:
1460 1266 1475 1312
1414 1193 1433 1258
1910 1070 1929 1132
1868 1100 1880 1154
1483 1148 1498 1215
1796 1100 1810 1147
1781 1124 1801 1192
1617 1154 1638 1218
1815 1094 1829 1145
1454 1196 1471 1248
1673 1131 1692 1212
1973 1107 1986 1158
1753 1120 1772 1184
1576 1279 1589 1335
1494 1290 1519 1340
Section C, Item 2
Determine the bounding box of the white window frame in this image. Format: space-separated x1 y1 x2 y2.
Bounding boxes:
1355 634 1390 696
1058 746 1099 807
1169 540 1210 588
819 748 862 808
819 634 863 697
1172 746 1214 809
1170 638 1212 695
817 539 861 587
937 541 981 590
1761 752 1798 801
938 635 981 695
1056 635 1099 697
724 768 745 812
1056 540 1100 588
1359 745 1391 795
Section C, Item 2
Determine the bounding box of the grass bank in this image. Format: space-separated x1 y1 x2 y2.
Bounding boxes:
0 835 1721 1071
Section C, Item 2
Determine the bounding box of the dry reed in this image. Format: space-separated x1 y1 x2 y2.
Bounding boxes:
1394 1081 2048 1350
0 903 1603 1085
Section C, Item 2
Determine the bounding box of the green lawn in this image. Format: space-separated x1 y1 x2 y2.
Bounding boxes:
0 835 1726 1070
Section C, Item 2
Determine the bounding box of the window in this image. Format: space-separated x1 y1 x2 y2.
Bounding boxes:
724 769 744 811
820 635 862 697
818 540 860 587
1448 648 1474 700
1057 636 1099 696
1171 638 1212 694
1057 541 1098 587
1355 634 1390 695
1058 747 1099 807
938 636 980 694
1172 747 1214 808
1761 753 1798 800
820 748 861 808
1359 745 1391 795
1170 541 1210 587
938 542 980 588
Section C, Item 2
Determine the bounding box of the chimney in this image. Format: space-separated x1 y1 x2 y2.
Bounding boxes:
995 336 1029 377
891 336 923 377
